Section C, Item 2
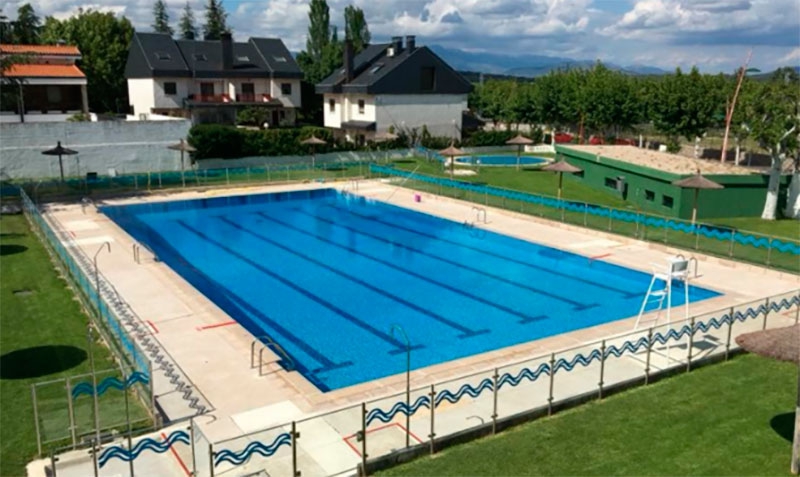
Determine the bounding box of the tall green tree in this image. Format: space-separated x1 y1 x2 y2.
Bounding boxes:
178 2 197 40
344 5 370 53
12 4 41 44
0 10 12 43
202 0 228 40
40 9 134 113
152 0 174 36
297 0 333 85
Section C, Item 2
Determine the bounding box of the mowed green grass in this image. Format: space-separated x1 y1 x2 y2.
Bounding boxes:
0 214 150 476
380 354 796 476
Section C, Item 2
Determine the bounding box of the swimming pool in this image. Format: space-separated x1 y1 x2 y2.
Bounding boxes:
101 189 719 391
455 155 547 166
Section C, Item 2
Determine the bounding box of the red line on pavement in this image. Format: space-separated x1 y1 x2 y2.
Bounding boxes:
161 432 191 477
589 253 612 263
70 231 76 237
196 320 236 331
146 320 159 334
343 422 423 456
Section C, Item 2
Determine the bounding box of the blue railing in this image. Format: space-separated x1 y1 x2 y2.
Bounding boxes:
371 165 800 264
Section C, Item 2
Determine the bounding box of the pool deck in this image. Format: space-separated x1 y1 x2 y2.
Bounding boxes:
34 178 799 477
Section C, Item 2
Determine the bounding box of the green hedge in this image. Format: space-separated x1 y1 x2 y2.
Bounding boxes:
187 124 544 160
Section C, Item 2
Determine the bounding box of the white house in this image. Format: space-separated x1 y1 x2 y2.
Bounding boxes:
316 36 472 143
0 44 89 123
125 32 302 125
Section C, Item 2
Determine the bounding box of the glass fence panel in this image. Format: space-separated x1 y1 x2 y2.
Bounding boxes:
212 423 294 477
688 309 730 364
363 386 431 461
649 317 692 372
34 379 73 447
602 328 650 390
728 298 769 350
766 290 800 329
496 354 551 420
550 343 603 404
766 240 800 273
432 369 496 441
192 422 212 477
296 404 362 477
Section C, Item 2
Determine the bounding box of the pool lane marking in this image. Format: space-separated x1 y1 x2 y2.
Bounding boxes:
196 320 236 331
326 202 640 299
343 422 423 456
161 431 192 477
146 320 159 334
218 216 489 338
292 207 593 310
175 220 419 352
254 212 547 325
138 218 346 372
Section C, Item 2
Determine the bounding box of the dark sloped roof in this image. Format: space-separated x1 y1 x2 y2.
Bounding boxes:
126 32 302 79
316 43 472 95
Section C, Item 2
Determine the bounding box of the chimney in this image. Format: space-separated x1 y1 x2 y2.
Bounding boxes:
185 30 195 40
405 35 416 52
391 36 403 55
221 32 233 70
344 39 354 81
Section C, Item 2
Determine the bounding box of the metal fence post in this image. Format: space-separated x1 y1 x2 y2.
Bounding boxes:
583 203 588 227
645 328 653 385
607 211 612 231
266 164 271 182
547 353 555 416
725 306 734 360
686 317 695 372
158 171 163 188
32 384 42 456
246 167 250 183
766 239 772 266
66 377 77 448
492 368 499 434
190 419 197 477
429 384 436 455
208 443 215 477
148 360 157 428
796 296 799 324
598 340 606 399
762 297 771 330
291 421 300 477
91 440 99 477
360 403 367 475
225 168 230 186
49 449 58 477
729 231 735 256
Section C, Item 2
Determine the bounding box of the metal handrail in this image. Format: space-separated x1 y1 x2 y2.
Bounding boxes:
250 336 295 375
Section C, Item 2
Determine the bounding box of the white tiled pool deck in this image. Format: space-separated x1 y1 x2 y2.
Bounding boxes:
30 179 799 477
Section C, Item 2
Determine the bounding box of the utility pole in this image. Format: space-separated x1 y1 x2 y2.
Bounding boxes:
720 50 752 163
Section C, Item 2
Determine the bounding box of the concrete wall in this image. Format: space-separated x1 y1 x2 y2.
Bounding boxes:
0 120 191 179
375 94 467 138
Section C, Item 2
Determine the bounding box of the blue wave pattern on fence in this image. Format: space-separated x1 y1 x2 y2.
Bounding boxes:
214 433 292 467
98 429 190 467
71 371 149 398
366 395 432 426
366 293 799 418
371 165 800 256
20 192 150 375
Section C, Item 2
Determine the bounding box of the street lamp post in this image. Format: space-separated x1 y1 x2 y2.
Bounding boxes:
390 324 411 448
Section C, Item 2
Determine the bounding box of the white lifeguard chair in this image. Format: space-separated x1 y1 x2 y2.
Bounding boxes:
634 255 693 330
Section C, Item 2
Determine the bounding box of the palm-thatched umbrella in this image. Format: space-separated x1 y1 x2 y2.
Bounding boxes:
541 159 583 200
439 143 466 177
301 135 327 170
42 141 78 184
671 170 723 225
167 139 196 187
506 134 534 171
736 324 799 473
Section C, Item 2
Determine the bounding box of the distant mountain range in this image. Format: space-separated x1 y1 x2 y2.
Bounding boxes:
428 44 668 77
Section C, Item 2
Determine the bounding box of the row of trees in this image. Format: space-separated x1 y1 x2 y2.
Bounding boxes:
152 0 229 41
472 65 799 218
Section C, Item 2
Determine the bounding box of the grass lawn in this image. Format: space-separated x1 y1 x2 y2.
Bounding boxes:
380 354 797 476
0 214 150 476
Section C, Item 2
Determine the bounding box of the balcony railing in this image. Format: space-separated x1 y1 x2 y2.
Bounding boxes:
236 93 274 103
187 94 232 103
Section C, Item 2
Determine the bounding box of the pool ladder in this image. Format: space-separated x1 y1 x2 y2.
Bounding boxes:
250 336 295 376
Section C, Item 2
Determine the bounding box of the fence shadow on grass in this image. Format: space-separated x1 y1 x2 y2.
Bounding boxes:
0 345 87 379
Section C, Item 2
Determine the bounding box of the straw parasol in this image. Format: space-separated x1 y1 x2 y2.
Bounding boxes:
42 141 78 184
301 135 327 170
735 324 799 473
541 159 583 200
439 143 466 177
506 134 534 171
671 169 723 225
167 139 196 187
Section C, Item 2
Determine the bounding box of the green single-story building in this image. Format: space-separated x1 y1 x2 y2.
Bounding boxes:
554 145 791 220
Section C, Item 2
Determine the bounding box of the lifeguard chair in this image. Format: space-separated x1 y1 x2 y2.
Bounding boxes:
634 255 692 330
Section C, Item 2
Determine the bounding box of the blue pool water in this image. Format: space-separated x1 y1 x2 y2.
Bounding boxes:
101 189 719 391
455 155 547 166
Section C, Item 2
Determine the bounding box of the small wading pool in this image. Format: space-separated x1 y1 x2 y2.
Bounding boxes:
454 155 547 166
101 189 720 391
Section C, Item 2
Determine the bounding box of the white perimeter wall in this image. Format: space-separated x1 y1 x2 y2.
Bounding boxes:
376 94 467 138
0 120 192 179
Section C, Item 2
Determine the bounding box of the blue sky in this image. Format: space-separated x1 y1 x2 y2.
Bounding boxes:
7 0 800 72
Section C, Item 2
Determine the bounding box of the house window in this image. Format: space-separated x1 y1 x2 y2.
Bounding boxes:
241 83 254 94
420 67 435 91
236 55 250 62
662 195 674 208
644 190 655 201
164 82 177 95
281 83 292 96
329 99 335 112
604 177 617 189
358 99 365 114
154 51 171 60
280 110 286 120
